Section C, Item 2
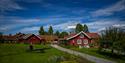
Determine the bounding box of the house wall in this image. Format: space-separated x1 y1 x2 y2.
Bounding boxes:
27 36 41 44
68 35 91 47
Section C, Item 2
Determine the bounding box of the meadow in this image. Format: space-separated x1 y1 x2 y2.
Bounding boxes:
0 44 93 63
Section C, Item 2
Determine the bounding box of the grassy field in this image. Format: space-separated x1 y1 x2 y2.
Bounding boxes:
61 45 125 63
0 44 93 63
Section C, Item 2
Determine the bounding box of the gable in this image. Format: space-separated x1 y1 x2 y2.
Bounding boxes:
23 34 41 40
67 31 91 40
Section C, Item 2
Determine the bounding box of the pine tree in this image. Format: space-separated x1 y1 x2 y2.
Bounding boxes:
48 26 53 35
39 26 45 35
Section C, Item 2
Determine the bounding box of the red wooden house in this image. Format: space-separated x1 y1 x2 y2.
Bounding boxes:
18 34 42 44
65 31 99 48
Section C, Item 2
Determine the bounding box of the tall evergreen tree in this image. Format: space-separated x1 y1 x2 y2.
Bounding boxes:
75 23 84 33
55 30 60 36
48 26 53 35
83 24 89 32
39 26 45 35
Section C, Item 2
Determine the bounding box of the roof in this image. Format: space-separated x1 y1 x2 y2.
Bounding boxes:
86 33 100 39
22 34 41 40
2 35 17 41
66 31 99 40
22 34 33 39
14 33 25 39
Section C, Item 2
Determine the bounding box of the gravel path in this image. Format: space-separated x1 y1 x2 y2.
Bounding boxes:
51 44 116 63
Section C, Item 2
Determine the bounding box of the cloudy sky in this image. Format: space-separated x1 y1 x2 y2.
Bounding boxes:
0 0 125 34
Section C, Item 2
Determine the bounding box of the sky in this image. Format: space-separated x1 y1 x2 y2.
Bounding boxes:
0 0 125 34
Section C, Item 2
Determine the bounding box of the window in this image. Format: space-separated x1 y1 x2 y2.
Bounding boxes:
80 34 84 38
77 39 82 44
83 39 88 44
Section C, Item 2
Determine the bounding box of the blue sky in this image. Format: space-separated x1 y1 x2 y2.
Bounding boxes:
0 0 125 34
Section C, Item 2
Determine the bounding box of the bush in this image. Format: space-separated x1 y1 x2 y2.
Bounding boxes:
60 61 78 63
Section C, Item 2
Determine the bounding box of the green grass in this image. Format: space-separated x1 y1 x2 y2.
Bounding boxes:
0 44 93 63
61 45 125 63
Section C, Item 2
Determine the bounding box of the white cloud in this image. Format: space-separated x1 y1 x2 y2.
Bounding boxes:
91 0 125 17
67 26 76 29
43 21 79 31
15 18 41 23
0 16 41 33
0 0 24 13
19 27 39 32
84 19 125 32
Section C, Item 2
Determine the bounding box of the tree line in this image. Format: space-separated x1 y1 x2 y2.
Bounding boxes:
39 23 89 38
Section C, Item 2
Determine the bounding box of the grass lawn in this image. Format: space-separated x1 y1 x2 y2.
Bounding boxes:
61 45 125 63
0 43 93 63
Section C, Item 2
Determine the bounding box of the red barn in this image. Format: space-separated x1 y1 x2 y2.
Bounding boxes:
19 34 42 44
65 31 99 48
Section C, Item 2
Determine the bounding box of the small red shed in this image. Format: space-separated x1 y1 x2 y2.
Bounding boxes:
65 31 99 48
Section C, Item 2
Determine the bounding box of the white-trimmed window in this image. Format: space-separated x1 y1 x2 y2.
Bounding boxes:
77 39 82 44
83 39 88 44
80 34 84 38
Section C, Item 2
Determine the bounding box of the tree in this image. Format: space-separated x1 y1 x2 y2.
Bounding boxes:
83 24 89 32
0 32 3 43
55 30 60 37
59 31 68 38
48 26 53 35
99 27 125 54
39 26 45 35
0 32 2 36
75 23 84 33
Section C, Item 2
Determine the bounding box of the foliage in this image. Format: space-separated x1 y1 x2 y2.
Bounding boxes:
0 32 2 35
48 26 53 35
39 26 45 35
60 61 78 63
75 23 84 33
75 23 89 33
55 30 60 37
99 27 125 54
47 56 65 63
0 32 3 43
83 24 89 32
59 31 68 38
62 45 125 63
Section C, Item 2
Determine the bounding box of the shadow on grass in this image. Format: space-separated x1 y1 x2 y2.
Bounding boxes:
27 47 51 53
